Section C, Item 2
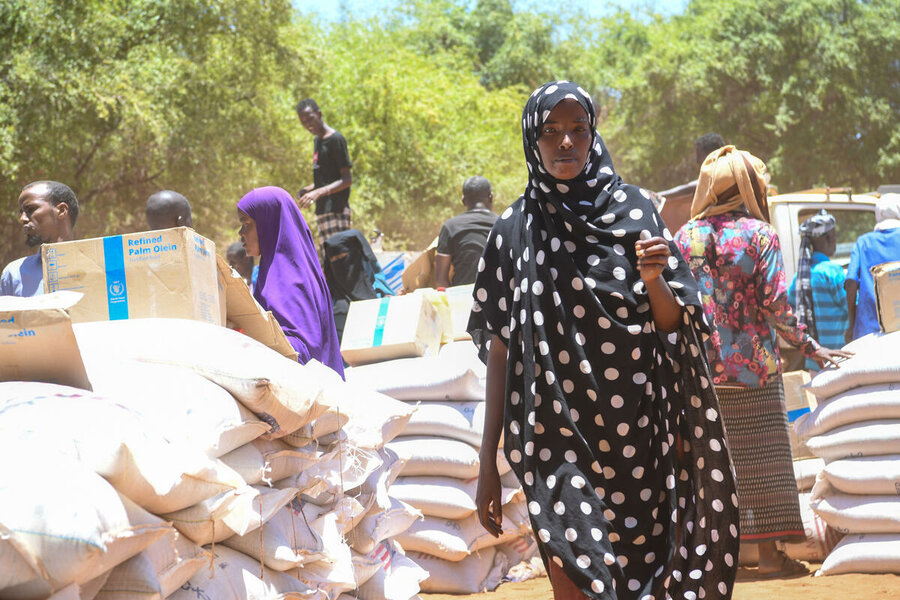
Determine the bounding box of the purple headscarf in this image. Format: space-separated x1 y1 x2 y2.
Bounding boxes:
237 186 344 377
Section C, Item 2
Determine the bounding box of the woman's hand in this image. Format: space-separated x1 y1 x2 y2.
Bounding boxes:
635 236 671 283
813 346 855 369
476 459 503 537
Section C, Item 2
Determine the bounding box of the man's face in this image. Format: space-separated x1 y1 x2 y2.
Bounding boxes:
298 107 324 136
228 253 254 282
822 229 837 256
18 185 63 247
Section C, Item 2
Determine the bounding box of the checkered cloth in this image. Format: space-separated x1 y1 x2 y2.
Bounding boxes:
797 209 836 341
316 208 352 255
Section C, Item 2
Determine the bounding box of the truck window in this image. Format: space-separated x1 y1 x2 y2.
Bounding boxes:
798 208 876 264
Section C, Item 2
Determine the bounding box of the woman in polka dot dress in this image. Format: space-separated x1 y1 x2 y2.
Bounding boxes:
469 81 740 600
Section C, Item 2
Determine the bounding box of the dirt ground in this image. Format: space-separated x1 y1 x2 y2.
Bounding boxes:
421 565 900 600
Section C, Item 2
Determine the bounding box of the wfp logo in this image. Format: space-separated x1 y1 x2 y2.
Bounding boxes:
109 281 125 297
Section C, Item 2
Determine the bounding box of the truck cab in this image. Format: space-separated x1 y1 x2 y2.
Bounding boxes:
768 189 878 283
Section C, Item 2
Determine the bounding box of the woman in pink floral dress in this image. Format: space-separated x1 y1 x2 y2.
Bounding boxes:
674 146 850 579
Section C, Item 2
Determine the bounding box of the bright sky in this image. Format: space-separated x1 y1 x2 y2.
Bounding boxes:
292 0 690 22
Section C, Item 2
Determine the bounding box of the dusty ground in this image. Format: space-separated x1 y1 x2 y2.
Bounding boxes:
421 565 900 600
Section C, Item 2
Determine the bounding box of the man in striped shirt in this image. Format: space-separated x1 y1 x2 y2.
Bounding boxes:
788 210 849 370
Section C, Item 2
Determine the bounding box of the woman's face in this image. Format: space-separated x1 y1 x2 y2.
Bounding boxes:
537 99 592 181
238 209 260 257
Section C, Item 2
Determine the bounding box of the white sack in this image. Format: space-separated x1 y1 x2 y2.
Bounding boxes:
283 408 349 448
402 402 485 447
806 331 900 399
794 457 825 492
394 500 528 561
277 445 383 507
811 489 900 533
818 533 900 575
162 485 298 545
389 477 476 519
168 546 324 600
438 340 486 379
356 541 427 600
95 530 208 600
0 447 170 600
222 498 323 571
350 447 407 513
794 383 900 440
387 437 480 479
349 497 423 555
220 439 321 486
0 383 245 514
411 547 509 594
83 358 268 457
352 550 384 588
346 356 485 401
224 496 366 572
779 492 843 562
288 512 356 599
329 383 416 450
822 454 900 495
805 419 900 462
44 574 110 600
74 319 343 438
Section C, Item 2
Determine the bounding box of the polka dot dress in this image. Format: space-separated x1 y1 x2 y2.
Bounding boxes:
468 81 740 600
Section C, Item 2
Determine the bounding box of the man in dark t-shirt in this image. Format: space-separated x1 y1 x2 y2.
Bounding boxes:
296 98 353 255
435 176 499 287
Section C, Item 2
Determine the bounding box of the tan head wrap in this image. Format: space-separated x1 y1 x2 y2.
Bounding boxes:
689 145 771 223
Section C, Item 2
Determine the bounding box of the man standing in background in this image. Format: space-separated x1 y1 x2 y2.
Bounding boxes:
434 176 498 288
145 190 193 230
658 132 727 202
296 98 353 254
788 210 848 370
846 193 900 340
1 181 78 297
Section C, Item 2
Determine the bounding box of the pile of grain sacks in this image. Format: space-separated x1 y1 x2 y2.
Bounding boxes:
793 331 900 576
346 340 540 594
0 318 425 600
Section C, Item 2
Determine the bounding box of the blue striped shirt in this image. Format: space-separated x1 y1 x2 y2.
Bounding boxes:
788 252 849 369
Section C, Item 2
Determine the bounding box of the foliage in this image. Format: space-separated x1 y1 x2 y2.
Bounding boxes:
0 0 319 263
1 0 898 268
603 0 900 191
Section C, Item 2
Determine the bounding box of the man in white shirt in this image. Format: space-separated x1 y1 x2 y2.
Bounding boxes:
1 181 78 297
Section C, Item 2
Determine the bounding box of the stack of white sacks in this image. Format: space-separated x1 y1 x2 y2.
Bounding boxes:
346 340 540 595
0 318 426 600
793 331 900 576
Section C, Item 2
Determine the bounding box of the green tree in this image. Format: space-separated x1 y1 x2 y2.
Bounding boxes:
0 0 320 265
301 20 525 248
603 0 900 193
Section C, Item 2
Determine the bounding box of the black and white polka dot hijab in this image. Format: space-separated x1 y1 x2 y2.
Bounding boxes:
469 81 739 599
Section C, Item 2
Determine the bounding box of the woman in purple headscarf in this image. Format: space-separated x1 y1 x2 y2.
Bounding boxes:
237 186 344 377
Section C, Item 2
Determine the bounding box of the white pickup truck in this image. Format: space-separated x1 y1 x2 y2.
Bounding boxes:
768 189 878 283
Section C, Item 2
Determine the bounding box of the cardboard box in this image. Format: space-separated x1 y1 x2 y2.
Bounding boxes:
872 261 900 333
401 237 439 292
340 294 442 366
216 255 299 362
42 227 221 325
445 284 475 341
0 291 90 390
782 370 817 460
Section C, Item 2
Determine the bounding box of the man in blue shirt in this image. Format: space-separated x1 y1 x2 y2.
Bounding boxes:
1 181 78 297
788 210 848 369
846 193 900 340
